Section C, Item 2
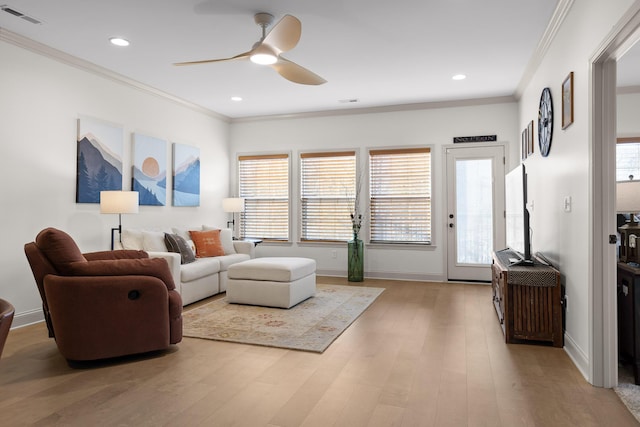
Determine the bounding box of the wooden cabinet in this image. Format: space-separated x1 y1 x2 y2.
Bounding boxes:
617 262 640 384
491 250 563 347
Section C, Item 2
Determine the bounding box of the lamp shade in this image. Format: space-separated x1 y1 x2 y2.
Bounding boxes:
222 197 245 213
100 191 139 214
617 180 640 213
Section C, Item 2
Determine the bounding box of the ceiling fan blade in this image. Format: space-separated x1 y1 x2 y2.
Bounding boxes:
173 51 252 66
271 57 326 85
263 15 301 53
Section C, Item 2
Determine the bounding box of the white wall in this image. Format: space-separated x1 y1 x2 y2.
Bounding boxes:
0 39 230 327
518 0 635 377
230 102 519 279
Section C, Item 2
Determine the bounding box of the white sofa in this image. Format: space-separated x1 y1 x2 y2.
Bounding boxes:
116 226 254 306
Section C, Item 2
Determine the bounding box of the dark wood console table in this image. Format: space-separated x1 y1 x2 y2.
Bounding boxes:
491 250 563 347
617 261 640 384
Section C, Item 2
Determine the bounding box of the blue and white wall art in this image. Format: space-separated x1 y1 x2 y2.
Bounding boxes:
172 142 200 207
132 133 167 206
76 116 123 203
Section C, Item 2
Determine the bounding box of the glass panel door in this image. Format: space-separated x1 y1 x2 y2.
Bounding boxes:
446 145 505 281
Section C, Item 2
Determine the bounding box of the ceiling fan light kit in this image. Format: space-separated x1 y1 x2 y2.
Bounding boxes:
173 12 326 85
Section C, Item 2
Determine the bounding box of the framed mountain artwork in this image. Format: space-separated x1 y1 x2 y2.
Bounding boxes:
76 116 123 203
172 143 200 207
132 133 167 206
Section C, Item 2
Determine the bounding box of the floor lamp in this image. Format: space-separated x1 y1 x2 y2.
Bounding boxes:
223 197 245 239
100 191 139 250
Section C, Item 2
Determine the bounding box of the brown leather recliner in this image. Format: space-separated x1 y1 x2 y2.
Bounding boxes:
24 227 182 362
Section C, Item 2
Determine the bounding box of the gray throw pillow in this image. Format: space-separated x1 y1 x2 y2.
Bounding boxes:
164 233 196 264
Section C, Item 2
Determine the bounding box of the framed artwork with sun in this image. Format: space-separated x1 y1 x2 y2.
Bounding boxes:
132 133 167 206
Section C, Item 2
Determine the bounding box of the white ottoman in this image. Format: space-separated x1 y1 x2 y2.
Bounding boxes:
226 257 316 308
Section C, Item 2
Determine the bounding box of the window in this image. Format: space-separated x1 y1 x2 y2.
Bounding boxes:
369 148 431 244
300 151 356 241
238 154 289 241
617 139 640 181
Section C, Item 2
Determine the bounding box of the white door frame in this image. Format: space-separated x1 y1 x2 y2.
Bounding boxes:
591 3 640 388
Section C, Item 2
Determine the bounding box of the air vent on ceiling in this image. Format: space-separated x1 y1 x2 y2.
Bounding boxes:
1 4 42 24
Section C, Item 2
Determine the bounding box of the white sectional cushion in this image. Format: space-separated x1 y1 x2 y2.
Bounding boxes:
216 253 251 270
121 229 144 250
203 225 236 254
142 230 167 252
180 257 221 282
228 257 316 282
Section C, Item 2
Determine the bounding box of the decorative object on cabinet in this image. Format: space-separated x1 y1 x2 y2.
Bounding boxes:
76 116 123 203
491 249 563 347
538 87 553 157
617 262 640 384
172 143 200 207
617 179 640 264
562 72 574 129
100 190 139 250
132 133 167 206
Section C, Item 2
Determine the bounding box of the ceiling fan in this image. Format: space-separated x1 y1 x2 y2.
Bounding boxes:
174 13 326 86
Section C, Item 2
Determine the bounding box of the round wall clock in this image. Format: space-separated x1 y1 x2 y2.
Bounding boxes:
538 87 553 157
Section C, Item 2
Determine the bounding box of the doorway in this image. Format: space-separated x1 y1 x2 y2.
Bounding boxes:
592 4 640 388
445 145 506 281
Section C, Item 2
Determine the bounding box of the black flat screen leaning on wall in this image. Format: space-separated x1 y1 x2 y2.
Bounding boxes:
504 164 534 266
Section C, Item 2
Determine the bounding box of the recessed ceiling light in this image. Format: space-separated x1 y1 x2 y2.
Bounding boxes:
452 74 467 81
231 96 243 102
109 37 130 47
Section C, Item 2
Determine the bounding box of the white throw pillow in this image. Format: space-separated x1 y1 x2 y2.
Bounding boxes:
142 231 168 252
203 225 236 254
172 226 201 243
120 229 144 250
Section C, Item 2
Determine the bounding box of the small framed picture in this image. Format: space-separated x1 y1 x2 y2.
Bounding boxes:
562 72 574 129
527 120 534 156
521 128 527 161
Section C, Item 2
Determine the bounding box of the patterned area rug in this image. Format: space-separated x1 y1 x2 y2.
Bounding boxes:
615 365 640 423
182 284 384 353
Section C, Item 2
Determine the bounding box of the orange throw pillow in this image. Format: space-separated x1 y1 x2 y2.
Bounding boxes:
189 229 225 257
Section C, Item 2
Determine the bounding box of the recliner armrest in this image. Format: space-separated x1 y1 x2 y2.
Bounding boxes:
83 250 148 261
67 258 176 290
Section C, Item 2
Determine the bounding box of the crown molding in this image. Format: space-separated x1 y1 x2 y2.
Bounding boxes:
514 0 575 100
230 95 517 124
0 28 230 122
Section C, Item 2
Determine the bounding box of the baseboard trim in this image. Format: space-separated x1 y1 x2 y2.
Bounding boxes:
316 269 446 282
12 308 44 329
563 331 590 381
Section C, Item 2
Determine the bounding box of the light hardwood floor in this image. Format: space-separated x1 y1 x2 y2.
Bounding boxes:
0 277 637 426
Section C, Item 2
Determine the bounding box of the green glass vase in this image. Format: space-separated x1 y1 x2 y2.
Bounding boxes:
348 233 364 282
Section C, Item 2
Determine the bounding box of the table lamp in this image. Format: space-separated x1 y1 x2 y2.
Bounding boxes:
100 191 139 250
223 197 245 237
617 179 640 263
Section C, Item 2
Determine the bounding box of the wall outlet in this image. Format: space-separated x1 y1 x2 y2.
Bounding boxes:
564 196 572 212
331 250 337 259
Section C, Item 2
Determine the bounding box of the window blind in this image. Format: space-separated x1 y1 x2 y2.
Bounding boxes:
238 154 289 241
369 148 431 244
300 151 356 241
617 139 640 181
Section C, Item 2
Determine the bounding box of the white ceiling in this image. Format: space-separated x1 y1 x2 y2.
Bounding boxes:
0 0 567 119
